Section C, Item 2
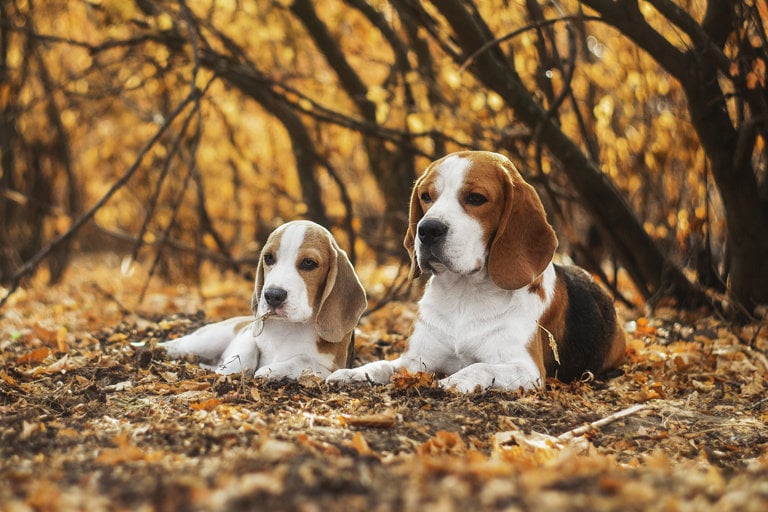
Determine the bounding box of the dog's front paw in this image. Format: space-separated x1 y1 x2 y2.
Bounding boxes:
253 365 294 380
327 360 401 384
439 363 540 393
326 367 370 383
439 374 486 393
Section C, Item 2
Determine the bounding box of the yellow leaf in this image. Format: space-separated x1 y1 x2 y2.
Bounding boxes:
156 13 174 31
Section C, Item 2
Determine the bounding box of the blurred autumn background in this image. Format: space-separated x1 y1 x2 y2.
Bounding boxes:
1 0 767 317
2 2 768 510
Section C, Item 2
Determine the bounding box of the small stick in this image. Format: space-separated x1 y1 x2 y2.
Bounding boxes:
252 311 272 337
558 404 647 441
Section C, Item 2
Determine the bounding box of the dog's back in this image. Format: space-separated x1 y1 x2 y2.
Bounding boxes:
543 265 625 381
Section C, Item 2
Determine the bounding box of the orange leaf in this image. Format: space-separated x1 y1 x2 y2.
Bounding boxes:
390 368 436 390
417 430 467 456
96 433 161 464
338 409 396 428
190 398 223 411
17 347 52 365
0 371 18 387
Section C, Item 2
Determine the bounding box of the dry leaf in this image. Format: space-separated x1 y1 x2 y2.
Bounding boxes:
190 398 223 411
17 347 52 365
391 368 436 390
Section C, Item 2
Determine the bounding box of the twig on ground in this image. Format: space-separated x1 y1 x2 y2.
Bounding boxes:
557 403 648 441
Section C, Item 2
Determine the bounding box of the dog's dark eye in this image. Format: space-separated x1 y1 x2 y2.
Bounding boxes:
299 258 318 271
263 252 275 265
420 191 432 204
466 193 488 206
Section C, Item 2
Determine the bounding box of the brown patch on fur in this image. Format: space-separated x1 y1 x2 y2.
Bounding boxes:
528 274 546 301
317 331 355 370
298 226 334 310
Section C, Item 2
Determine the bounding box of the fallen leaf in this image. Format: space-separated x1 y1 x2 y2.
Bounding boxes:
96 433 162 464
391 368 436 390
17 347 52 365
190 398 223 411
349 431 373 456
417 430 467 456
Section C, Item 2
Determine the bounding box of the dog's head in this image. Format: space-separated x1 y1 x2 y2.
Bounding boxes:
404 151 557 290
252 220 367 343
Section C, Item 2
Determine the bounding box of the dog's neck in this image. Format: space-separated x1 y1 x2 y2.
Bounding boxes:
421 263 556 320
425 267 508 297
259 317 317 341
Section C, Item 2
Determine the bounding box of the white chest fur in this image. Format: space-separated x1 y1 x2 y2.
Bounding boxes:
406 263 556 375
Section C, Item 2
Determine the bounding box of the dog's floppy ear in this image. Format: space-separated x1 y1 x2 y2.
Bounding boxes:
488 161 557 290
250 250 266 316
403 170 429 279
316 235 367 343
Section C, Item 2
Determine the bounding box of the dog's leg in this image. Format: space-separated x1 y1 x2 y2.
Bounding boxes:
326 357 405 384
253 354 333 380
160 316 253 364
213 327 261 375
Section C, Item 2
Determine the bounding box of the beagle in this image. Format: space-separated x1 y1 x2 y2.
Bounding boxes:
328 151 625 392
161 220 367 379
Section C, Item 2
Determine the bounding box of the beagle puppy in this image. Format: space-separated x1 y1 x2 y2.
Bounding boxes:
328 151 625 392
161 220 367 379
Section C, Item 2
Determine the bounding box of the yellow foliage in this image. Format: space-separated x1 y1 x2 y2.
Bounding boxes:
1 0 730 283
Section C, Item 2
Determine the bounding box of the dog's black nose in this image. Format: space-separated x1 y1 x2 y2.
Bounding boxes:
264 287 288 307
418 219 448 245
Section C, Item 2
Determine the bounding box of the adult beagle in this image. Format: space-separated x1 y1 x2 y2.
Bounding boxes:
161 220 367 379
328 151 625 392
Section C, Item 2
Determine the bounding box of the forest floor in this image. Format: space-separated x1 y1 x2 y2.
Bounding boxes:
1 254 767 511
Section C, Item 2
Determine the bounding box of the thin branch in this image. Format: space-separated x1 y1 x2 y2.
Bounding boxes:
311 152 357 265
138 139 198 304
458 14 603 74
646 0 731 73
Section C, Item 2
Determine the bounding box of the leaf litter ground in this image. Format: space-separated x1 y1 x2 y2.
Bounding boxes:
1 256 767 511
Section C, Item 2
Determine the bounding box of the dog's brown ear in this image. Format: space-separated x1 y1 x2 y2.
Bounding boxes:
250 251 266 316
316 236 367 343
403 171 429 279
488 162 557 290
